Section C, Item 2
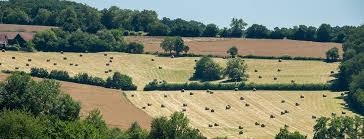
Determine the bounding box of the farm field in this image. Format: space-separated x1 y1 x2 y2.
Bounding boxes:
0 51 338 89
0 74 152 130
125 36 343 58
127 91 355 138
0 24 57 33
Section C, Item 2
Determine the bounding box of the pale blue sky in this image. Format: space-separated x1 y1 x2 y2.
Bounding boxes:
72 0 364 29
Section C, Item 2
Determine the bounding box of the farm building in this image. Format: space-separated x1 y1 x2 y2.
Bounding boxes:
0 32 34 48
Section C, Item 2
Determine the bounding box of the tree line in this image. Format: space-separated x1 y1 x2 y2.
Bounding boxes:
0 0 357 43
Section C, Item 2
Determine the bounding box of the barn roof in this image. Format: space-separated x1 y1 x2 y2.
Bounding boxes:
0 32 34 41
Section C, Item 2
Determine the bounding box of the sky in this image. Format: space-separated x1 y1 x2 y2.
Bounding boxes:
72 0 364 29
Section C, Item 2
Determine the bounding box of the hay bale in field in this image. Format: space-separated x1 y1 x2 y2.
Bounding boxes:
284 110 289 114
245 103 250 107
189 92 194 95
295 103 300 106
69 63 73 66
28 59 32 62
284 124 289 128
214 123 219 126
158 66 162 69
208 124 213 127
60 51 63 54
104 53 107 56
183 103 187 107
109 60 113 63
206 89 211 93
131 94 135 97
255 122 260 126
312 115 317 119
161 104 165 108
281 100 285 103
277 69 281 72
1 49 5 52
0 63 2 65
258 75 262 79
181 89 185 92
15 67 19 70
239 131 244 135
79 54 83 57
46 59 50 62
106 63 110 66
240 97 244 100
331 71 335 74
151 59 155 61
110 57 113 59
270 115 275 118
210 109 215 113
108 69 112 72
300 95 304 99
147 103 152 106
238 126 244 130
194 59 198 62
11 57 15 59
274 77 277 80
209 91 214 94
254 69 258 72
253 88 257 92
142 106 146 109
261 124 266 128
342 111 346 115
234 88 238 91
63 57 67 60
281 111 285 115
25 63 29 66
205 107 210 110
278 59 282 62
291 80 295 84
226 105 231 110
182 108 186 112
53 63 57 66
75 64 78 66
105 71 109 73
323 94 327 97
164 94 167 98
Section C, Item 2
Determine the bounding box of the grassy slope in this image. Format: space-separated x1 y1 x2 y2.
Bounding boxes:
127 91 354 138
0 51 338 89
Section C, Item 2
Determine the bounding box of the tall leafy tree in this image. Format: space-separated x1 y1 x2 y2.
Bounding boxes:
229 18 247 38
316 24 332 42
227 46 238 58
193 56 223 81
224 58 248 82
202 24 219 37
325 47 340 62
246 24 270 38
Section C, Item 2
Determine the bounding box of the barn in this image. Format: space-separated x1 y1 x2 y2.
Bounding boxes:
0 32 34 48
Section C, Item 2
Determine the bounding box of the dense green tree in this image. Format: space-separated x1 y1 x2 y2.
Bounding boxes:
160 36 189 55
349 70 364 114
313 116 364 139
246 24 270 38
306 26 317 41
270 27 285 39
148 22 170 36
293 25 308 40
275 127 307 139
229 18 247 38
325 47 340 62
202 24 219 37
149 112 205 139
224 58 248 82
192 56 223 81
105 72 137 90
227 46 238 58
219 27 230 38
160 37 175 54
33 9 52 25
5 8 30 24
59 7 80 32
316 24 332 42
127 122 148 139
125 42 144 54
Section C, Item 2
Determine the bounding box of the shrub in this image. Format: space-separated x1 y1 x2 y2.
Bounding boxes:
49 70 70 81
227 46 238 58
224 57 248 81
105 72 137 90
125 42 144 54
275 127 307 139
326 47 340 62
73 73 106 86
30 67 49 78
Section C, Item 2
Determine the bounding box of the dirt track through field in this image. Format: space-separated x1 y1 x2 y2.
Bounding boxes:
0 74 152 130
126 36 343 58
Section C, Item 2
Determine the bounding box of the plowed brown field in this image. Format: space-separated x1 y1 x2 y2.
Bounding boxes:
0 24 56 32
125 36 343 58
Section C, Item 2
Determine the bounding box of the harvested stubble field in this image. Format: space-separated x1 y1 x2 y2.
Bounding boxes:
0 51 338 89
0 74 152 130
0 24 57 32
127 91 355 138
125 36 343 58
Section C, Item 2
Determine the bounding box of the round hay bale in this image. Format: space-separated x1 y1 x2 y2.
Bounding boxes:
183 104 187 107
300 95 304 99
270 115 275 118
261 124 266 128
11 57 15 59
284 110 289 114
105 71 109 73
106 63 110 66
25 63 29 66
255 122 260 126
0 63 2 65
194 59 198 62
226 105 231 110
209 91 214 94
104 53 107 56
189 92 194 95
342 111 346 115
182 108 186 112
75 64 78 66
295 103 300 106
254 69 258 72
53 63 57 66
79 54 83 57
109 60 113 63
70 63 74 66
181 89 185 92
281 100 285 103
164 94 167 98
151 59 155 61
205 107 210 110
312 115 317 119
291 80 295 84
284 124 289 128
28 59 32 62
131 94 135 97
240 97 244 100
234 88 238 91
239 131 244 135
1 49 5 52
210 109 215 113
161 104 165 108
323 94 327 97
274 77 277 80
245 103 250 107
60 51 63 54
63 57 67 60
158 66 162 69
206 89 211 93
214 123 219 126
238 126 244 129
15 67 19 70
110 57 113 59
277 69 281 72
258 75 262 79
108 69 112 72
142 106 146 109
46 59 50 62
281 111 285 115
278 59 282 62
147 103 152 106
331 71 335 74
253 88 257 92
208 124 213 127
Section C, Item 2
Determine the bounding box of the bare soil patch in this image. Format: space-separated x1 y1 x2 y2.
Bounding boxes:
0 24 57 33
